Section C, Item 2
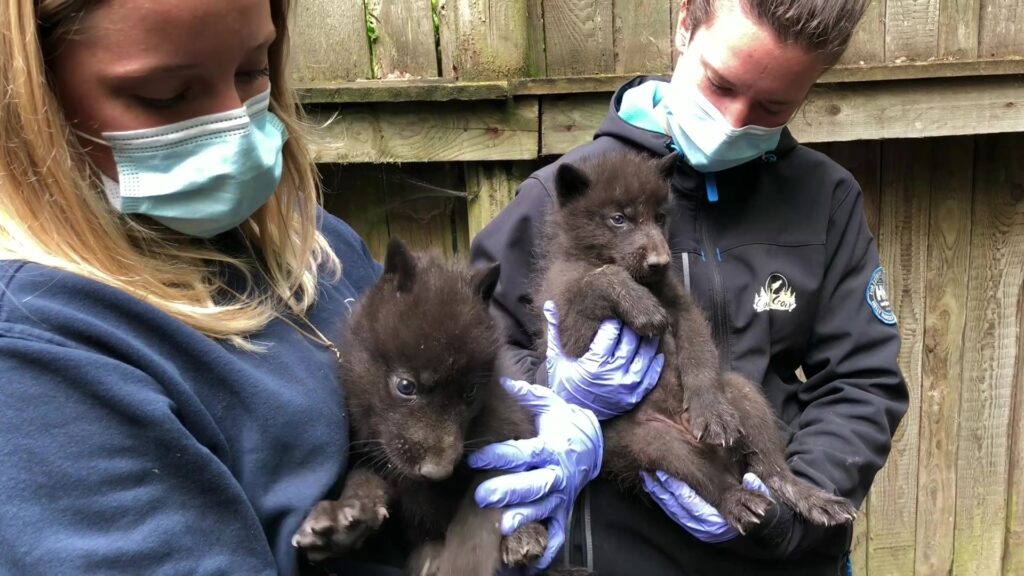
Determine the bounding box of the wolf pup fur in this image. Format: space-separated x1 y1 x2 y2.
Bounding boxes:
535 150 857 534
293 238 547 576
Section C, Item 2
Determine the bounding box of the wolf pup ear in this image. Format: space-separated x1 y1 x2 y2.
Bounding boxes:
384 237 417 293
657 152 680 179
555 163 591 207
470 263 500 303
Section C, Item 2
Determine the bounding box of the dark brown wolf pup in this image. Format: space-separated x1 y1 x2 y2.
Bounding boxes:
294 238 547 576
535 151 856 533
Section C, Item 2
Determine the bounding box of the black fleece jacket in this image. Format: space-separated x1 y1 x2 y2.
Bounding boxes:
470 77 908 575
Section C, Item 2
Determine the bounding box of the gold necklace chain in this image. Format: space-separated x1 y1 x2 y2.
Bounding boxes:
276 313 340 362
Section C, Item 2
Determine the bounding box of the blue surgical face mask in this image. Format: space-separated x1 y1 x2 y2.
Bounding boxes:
662 62 786 173
77 88 288 238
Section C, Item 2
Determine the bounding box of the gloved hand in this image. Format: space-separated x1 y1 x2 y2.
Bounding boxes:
640 470 774 543
544 300 665 420
468 378 603 570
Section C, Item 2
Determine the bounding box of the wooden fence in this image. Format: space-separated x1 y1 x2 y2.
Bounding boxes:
291 1 1024 574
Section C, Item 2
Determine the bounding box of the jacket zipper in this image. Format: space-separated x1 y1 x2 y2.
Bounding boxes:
696 202 731 371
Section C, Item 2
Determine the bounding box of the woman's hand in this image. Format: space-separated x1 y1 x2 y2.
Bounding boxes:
468 378 603 570
640 470 774 543
544 301 665 420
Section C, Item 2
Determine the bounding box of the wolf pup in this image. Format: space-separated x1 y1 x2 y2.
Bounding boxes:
535 150 856 534
293 238 547 575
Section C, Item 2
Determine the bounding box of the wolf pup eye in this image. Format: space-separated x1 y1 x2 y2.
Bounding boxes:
391 376 418 397
655 212 667 226
609 213 628 227
463 383 479 403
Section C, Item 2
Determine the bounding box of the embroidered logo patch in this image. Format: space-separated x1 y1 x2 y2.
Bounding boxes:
754 273 797 313
866 267 897 325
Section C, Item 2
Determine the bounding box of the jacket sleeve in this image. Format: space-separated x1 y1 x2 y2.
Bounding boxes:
0 332 279 576
470 176 554 385
746 182 909 558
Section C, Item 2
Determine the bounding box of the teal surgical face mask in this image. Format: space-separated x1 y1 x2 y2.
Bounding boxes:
662 61 785 173
77 88 288 238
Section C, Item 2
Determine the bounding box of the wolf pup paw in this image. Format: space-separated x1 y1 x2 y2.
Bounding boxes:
501 521 548 567
617 290 670 337
767 476 858 527
292 498 389 562
719 486 773 535
686 390 743 447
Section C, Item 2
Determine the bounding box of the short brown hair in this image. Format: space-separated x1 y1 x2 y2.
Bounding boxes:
685 0 868 66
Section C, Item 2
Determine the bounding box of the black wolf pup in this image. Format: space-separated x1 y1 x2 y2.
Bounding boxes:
535 150 856 534
293 238 547 575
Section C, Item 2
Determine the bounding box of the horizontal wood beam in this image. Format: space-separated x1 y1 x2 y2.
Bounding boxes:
307 74 1024 163
298 58 1024 104
305 99 540 163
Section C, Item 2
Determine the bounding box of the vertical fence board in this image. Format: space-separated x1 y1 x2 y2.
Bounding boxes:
670 0 681 67
952 133 1024 576
978 0 1024 58
466 162 537 239
841 0 887 65
869 139 930 576
938 0 981 59
914 136 974 576
613 0 673 74
526 0 548 76
1005 275 1024 576
320 164 391 261
290 0 372 83
885 0 940 61
384 164 467 258
438 0 531 80
544 0 615 75
368 0 438 79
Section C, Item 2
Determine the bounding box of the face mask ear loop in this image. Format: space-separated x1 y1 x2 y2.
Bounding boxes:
74 129 112 148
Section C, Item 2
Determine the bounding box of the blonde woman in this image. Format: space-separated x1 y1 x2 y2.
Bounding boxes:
0 1 615 574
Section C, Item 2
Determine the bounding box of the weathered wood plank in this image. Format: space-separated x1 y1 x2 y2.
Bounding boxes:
297 59 1024 104
952 133 1024 576
540 76 1024 155
319 164 391 260
541 93 611 156
885 0 940 61
367 0 438 79
915 136 975 576
465 161 536 238
544 0 615 75
978 0 1024 59
290 0 373 83
306 99 540 163
841 0 886 65
938 0 981 60
670 0 681 67
438 0 531 80
868 139 929 576
1005 262 1024 576
613 0 673 74
788 76 1024 143
526 0 547 77
383 164 465 258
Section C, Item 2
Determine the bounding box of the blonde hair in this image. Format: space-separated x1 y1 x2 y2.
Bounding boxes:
0 0 340 348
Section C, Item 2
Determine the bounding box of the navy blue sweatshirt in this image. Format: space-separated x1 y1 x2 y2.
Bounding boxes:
0 213 381 575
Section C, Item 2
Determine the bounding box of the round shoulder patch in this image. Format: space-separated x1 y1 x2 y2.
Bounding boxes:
866 267 897 325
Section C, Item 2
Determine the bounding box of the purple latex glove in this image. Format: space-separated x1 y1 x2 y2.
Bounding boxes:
641 471 774 543
468 378 602 570
544 301 665 420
